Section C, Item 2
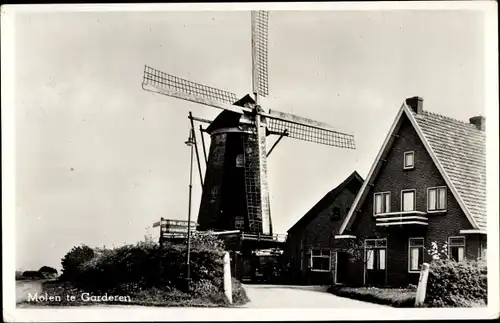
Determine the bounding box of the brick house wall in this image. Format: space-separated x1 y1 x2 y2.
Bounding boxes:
285 179 360 284
344 114 481 287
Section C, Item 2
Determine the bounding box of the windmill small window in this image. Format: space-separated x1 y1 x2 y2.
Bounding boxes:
236 154 244 168
210 186 219 200
330 206 341 221
234 216 245 230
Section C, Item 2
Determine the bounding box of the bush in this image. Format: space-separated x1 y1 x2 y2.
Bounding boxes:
15 271 24 280
327 286 415 307
54 234 249 307
231 277 249 305
71 235 226 293
60 245 95 281
426 259 487 307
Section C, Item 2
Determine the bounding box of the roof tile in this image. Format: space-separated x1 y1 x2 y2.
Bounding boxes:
412 110 486 230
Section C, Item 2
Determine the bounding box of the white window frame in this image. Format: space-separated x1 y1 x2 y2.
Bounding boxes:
401 189 416 212
310 249 331 272
408 237 425 273
373 192 391 216
404 151 415 170
364 238 387 271
427 186 447 213
448 236 466 262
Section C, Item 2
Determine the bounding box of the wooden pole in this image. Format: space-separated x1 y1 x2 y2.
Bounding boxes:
266 130 288 157
159 217 164 281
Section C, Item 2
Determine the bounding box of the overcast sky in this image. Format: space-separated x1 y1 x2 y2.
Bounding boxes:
11 7 487 271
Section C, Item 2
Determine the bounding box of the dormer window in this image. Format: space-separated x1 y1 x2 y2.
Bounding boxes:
404 151 414 169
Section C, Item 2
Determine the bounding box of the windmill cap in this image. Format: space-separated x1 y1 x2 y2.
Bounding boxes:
233 94 255 107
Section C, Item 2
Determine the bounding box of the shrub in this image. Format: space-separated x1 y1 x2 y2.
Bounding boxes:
60 245 95 281
327 286 415 307
54 234 248 306
15 271 24 280
426 258 487 307
231 277 250 305
72 234 226 293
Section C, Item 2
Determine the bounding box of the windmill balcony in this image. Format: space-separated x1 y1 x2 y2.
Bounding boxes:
375 210 428 227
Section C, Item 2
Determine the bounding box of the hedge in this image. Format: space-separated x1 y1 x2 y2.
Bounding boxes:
327 286 415 307
72 237 225 293
425 259 487 307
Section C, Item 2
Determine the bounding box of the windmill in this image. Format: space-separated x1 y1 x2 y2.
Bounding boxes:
142 11 355 238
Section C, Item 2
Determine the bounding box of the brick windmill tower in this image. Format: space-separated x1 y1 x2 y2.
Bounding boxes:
142 11 356 240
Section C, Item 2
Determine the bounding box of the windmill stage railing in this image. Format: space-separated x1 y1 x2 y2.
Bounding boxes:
241 232 287 243
155 218 287 243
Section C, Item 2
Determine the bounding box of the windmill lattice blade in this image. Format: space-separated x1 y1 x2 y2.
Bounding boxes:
266 115 356 149
143 65 238 104
251 11 269 97
142 65 249 115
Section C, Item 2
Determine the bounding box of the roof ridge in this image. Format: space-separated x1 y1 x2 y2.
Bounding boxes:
287 171 363 233
422 110 479 129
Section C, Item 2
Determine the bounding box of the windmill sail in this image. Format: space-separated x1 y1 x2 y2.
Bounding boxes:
142 65 250 115
251 11 269 97
143 10 356 240
265 109 356 149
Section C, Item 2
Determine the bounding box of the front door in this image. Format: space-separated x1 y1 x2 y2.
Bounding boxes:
336 252 349 284
365 239 387 286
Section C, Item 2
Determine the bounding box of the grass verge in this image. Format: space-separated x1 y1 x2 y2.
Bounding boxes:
19 278 249 308
327 286 416 307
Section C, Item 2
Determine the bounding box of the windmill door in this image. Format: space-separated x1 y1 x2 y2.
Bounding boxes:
365 239 387 286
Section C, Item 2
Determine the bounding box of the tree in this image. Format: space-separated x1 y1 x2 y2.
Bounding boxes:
22 270 45 280
38 266 58 278
60 245 95 281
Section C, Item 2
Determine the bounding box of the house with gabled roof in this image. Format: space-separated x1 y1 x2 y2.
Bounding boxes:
283 171 363 285
334 96 487 287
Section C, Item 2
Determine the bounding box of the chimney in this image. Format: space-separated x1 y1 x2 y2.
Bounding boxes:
405 96 424 114
469 115 485 131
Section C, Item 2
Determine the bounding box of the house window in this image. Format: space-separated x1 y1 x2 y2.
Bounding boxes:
401 190 416 212
408 238 425 272
404 151 415 169
331 206 341 220
365 239 387 270
448 236 466 261
310 249 331 272
374 192 390 215
428 187 447 212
